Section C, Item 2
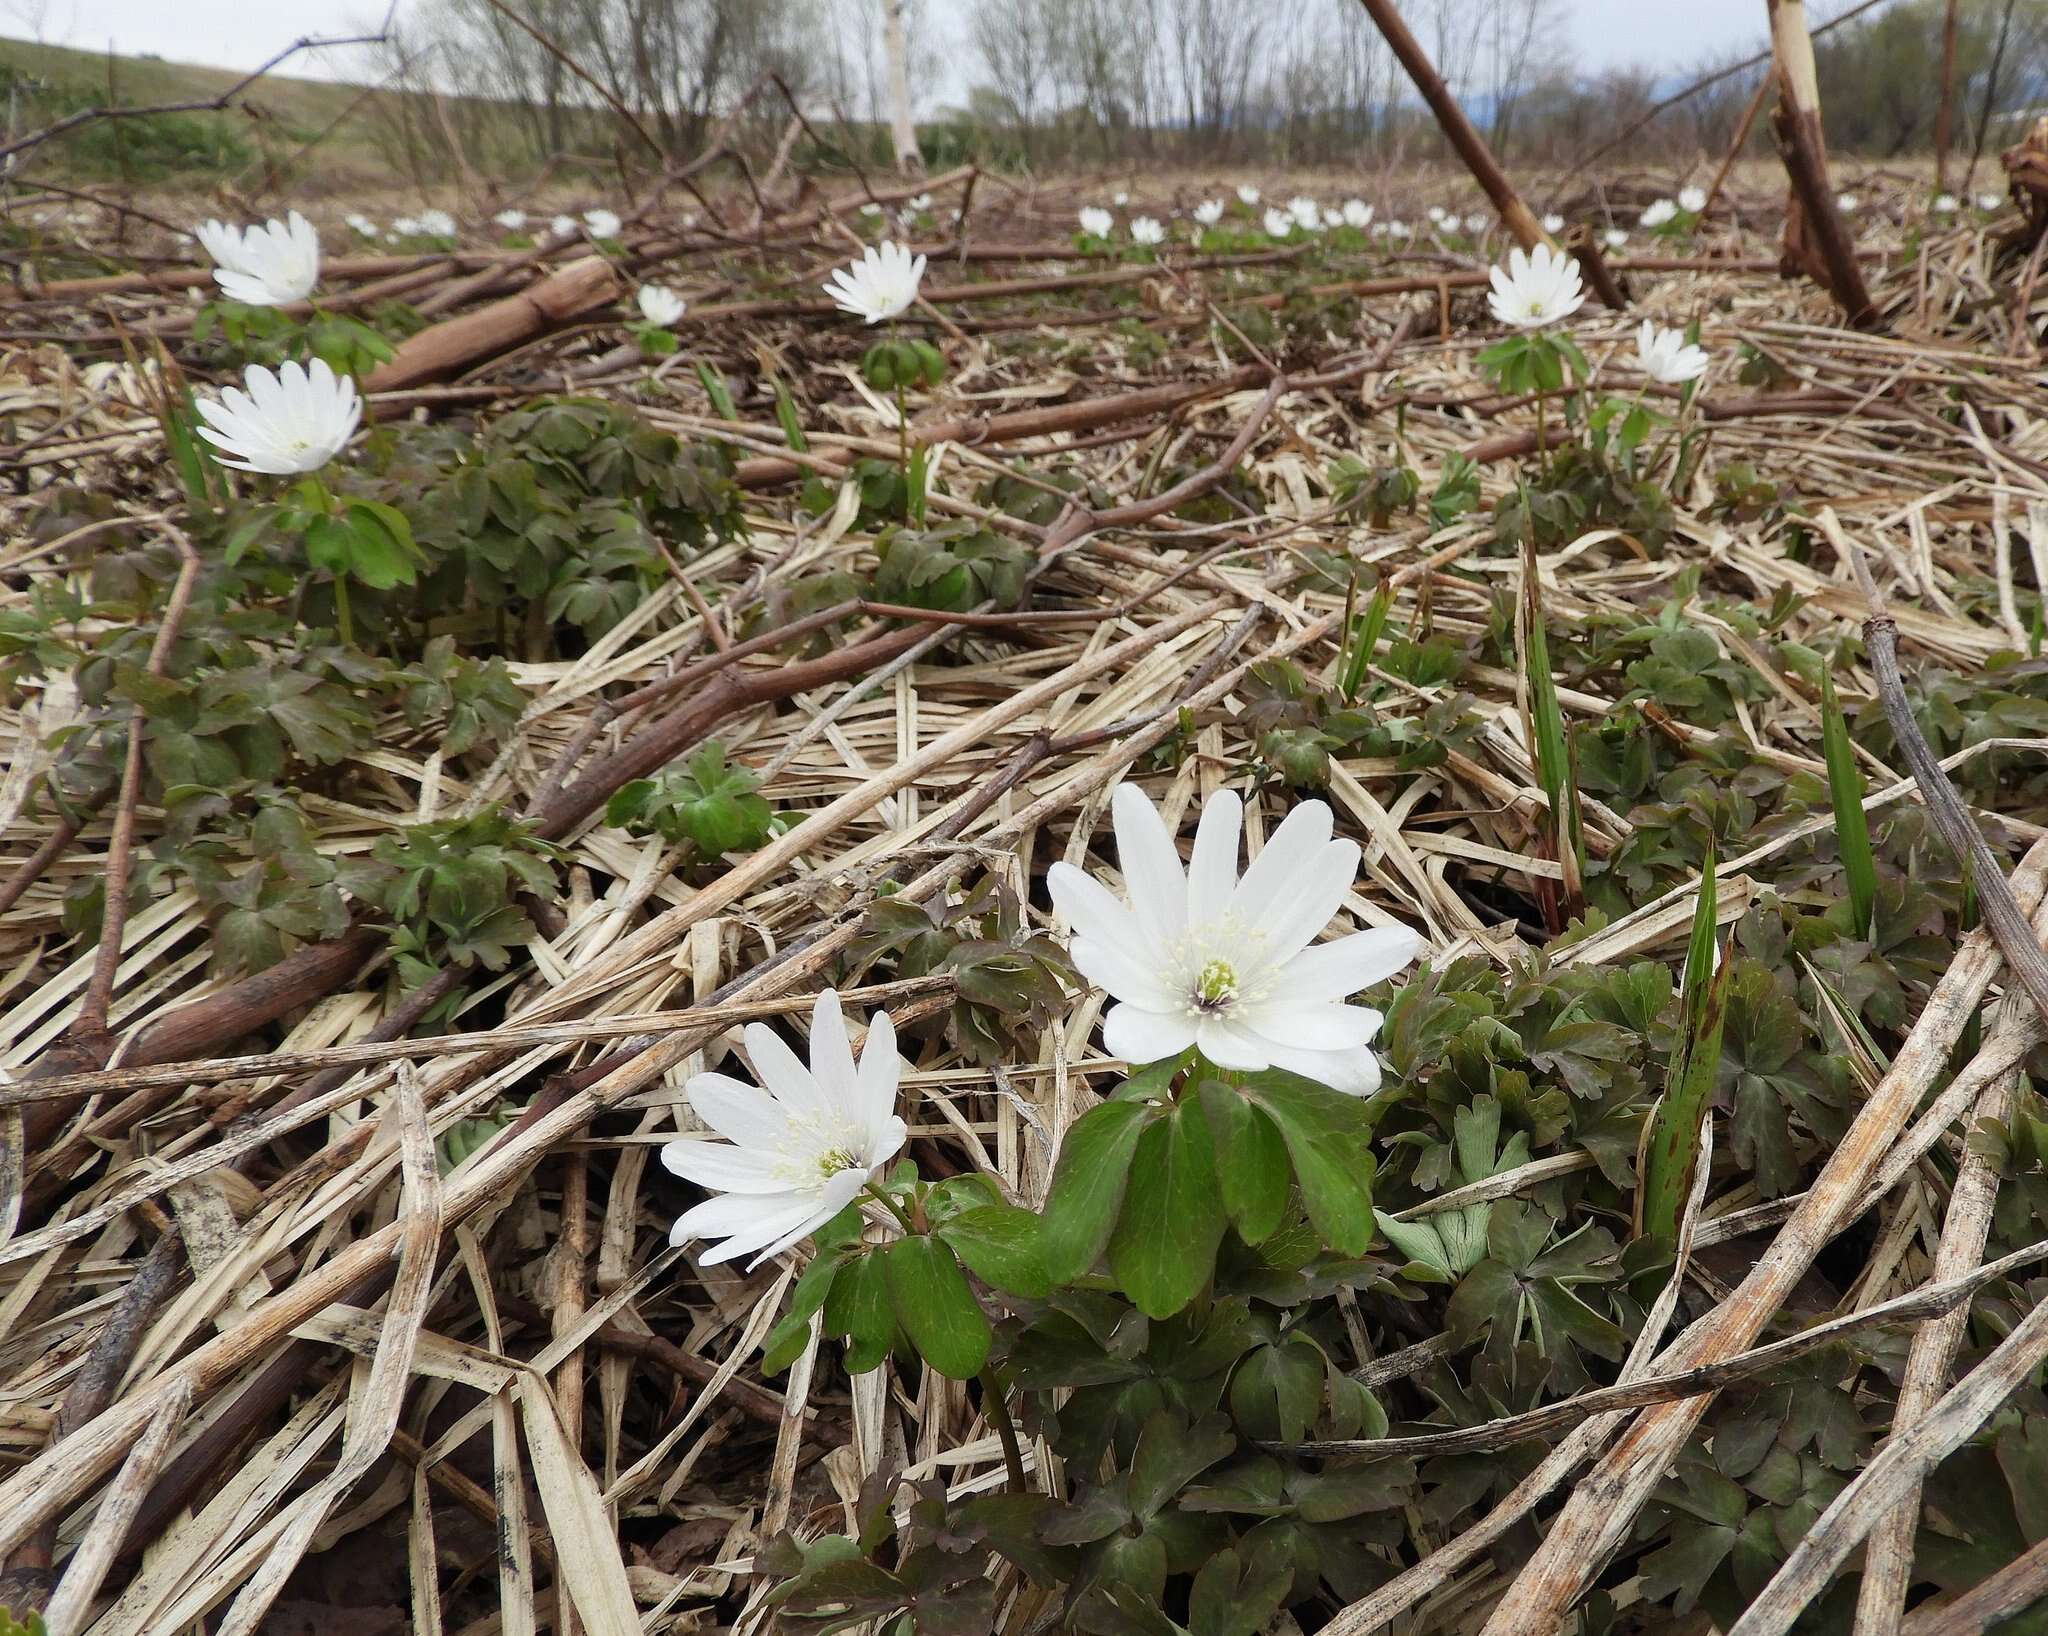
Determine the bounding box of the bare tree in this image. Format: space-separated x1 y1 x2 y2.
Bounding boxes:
969 0 1060 160
881 0 923 170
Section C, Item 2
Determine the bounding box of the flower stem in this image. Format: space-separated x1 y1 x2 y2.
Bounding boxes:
978 1364 1028 1492
862 1180 915 1233
332 575 353 647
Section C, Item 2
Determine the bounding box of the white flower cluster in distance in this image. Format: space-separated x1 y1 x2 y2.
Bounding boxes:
822 241 926 324
195 359 361 475
196 210 320 306
1634 320 1709 385
1049 786 1421 1095
637 284 686 326
1487 243 1586 329
1078 205 1113 237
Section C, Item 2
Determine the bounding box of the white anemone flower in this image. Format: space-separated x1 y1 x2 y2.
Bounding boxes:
1193 199 1224 226
1933 193 1959 213
1486 242 1586 329
194 218 252 272
636 284 686 326
1113 190 1131 206
859 201 883 217
1835 192 1859 213
822 239 926 324
343 212 378 238
584 207 622 237
1262 207 1294 238
1540 212 1565 234
212 210 320 307
1633 320 1709 386
1603 227 1630 249
1341 200 1373 229
494 208 528 230
1129 215 1165 245
1678 185 1707 213
417 207 457 237
1078 205 1114 237
663 990 908 1267
1236 183 1261 205
1288 195 1320 226
1465 212 1490 234
907 192 932 211
1386 219 1411 238
1049 786 1420 1095
390 216 421 238
194 358 361 476
1639 198 1678 229
1977 191 2003 211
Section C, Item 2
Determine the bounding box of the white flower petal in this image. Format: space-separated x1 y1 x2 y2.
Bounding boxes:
862 1112 908 1171
684 1194 820 1264
1278 927 1422 1003
1263 1039 1383 1096
742 1168 870 1267
1186 788 1241 925
1229 798 1332 933
1193 1014 1273 1072
1242 1000 1383 1052
1102 1004 1197 1065
1048 861 1150 963
1069 934 1179 1012
806 989 860 1109
1110 782 1187 947
742 1023 827 1121
661 1138 790 1193
856 1008 901 1138
686 1071 799 1149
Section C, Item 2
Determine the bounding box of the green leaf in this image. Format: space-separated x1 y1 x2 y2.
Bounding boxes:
1637 850 1729 1244
1199 1081 1289 1245
1038 1099 1158 1283
1238 1070 1376 1256
937 1204 1051 1297
824 1249 894 1373
1820 668 1876 941
762 1249 847 1373
1108 1097 1226 1318
882 1235 991 1379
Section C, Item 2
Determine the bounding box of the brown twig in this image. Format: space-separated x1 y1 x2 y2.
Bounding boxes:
75 524 200 1041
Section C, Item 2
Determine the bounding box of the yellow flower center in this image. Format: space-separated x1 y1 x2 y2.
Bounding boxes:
1195 958 1238 1012
815 1146 860 1180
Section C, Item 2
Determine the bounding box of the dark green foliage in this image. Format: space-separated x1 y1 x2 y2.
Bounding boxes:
339 810 558 988
851 876 1076 1064
872 523 1032 612
606 743 777 856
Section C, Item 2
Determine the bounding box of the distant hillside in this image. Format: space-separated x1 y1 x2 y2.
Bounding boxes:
0 35 426 189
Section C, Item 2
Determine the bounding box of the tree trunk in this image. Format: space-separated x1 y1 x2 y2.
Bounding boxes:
1765 0 1876 327
882 0 923 173
1934 0 1960 190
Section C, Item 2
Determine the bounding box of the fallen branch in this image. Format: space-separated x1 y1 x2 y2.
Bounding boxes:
363 255 624 392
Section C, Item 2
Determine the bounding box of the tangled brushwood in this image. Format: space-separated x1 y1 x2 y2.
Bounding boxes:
4 111 2048 1636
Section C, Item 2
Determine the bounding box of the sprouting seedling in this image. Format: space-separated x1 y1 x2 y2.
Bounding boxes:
1337 578 1394 704
1518 544 1584 930
1820 668 1876 942
1636 848 1729 1246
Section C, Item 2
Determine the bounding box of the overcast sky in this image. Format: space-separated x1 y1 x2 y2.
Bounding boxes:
13 0 1847 95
